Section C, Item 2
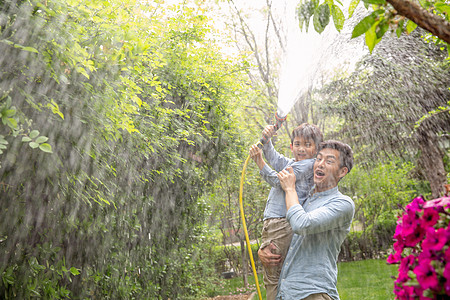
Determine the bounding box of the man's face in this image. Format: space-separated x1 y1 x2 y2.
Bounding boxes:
313 148 348 192
290 137 316 162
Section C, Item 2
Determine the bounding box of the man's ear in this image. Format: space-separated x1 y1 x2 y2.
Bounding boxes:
338 167 349 179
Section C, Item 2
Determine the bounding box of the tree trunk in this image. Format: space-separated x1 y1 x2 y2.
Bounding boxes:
386 0 450 43
416 130 447 198
240 239 249 287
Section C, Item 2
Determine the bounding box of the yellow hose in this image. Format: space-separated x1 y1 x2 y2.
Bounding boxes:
239 154 263 300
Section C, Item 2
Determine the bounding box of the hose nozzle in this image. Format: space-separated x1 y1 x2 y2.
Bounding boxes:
258 112 287 148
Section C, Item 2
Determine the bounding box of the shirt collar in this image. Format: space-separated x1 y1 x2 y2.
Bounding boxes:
309 185 339 199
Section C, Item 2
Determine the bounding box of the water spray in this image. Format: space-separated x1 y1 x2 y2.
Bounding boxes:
239 111 287 300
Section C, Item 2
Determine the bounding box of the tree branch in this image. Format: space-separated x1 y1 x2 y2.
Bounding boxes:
386 0 450 43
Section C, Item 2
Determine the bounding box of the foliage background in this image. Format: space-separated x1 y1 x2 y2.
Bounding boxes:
0 0 449 299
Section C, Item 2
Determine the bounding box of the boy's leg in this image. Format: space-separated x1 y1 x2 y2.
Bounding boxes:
260 218 293 300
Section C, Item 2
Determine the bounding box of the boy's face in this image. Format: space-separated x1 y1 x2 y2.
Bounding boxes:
290 137 316 161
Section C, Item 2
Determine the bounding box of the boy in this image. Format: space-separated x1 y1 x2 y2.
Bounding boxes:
249 123 323 300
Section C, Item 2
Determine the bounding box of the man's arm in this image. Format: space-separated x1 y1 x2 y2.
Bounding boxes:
277 167 299 211
278 167 354 235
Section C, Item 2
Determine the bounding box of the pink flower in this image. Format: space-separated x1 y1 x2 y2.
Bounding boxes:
389 196 450 299
418 247 438 261
443 262 450 281
401 211 420 236
414 259 439 291
404 226 426 247
397 255 415 282
422 227 448 252
445 247 450 261
394 240 405 253
408 196 425 211
388 251 402 264
394 282 415 299
420 207 440 228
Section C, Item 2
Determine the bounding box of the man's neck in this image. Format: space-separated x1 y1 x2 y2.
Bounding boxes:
314 184 337 194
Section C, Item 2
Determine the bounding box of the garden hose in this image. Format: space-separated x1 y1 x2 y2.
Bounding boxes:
239 112 287 300
239 153 263 300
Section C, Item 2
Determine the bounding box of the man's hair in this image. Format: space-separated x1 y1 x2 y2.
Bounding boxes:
291 123 323 147
318 140 354 173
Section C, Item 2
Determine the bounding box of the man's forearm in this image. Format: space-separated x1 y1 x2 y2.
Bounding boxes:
285 188 299 211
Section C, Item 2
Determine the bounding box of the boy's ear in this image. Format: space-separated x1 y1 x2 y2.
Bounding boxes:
290 144 293 152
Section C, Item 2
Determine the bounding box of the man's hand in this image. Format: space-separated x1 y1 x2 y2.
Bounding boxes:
277 167 296 192
278 167 299 210
258 243 282 267
249 144 265 170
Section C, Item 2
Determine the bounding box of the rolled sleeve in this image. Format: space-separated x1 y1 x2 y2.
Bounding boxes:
286 199 354 235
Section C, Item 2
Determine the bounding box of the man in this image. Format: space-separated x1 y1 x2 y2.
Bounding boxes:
249 123 323 300
259 140 354 300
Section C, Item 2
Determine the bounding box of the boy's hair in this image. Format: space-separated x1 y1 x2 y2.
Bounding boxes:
318 140 354 173
291 123 323 148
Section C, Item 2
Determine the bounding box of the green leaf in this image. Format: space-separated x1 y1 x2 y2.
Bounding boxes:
362 0 386 4
22 136 32 142
29 142 39 149
30 130 39 139
376 20 389 39
3 109 16 117
6 118 17 129
297 0 319 32
69 267 80 276
352 14 377 38
22 46 39 53
396 20 405 37
36 136 49 144
331 5 345 32
313 3 331 34
435 2 450 15
0 39 14 46
406 20 417 34
13 44 38 53
0 144 7 149
39 143 53 153
365 21 381 53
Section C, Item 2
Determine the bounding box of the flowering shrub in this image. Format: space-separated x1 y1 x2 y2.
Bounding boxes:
387 196 450 299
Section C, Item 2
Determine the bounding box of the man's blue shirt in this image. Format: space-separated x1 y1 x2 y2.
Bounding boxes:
261 141 314 220
276 186 355 300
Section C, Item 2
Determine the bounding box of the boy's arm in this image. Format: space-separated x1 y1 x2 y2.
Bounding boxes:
260 159 313 188
250 143 290 188
249 144 266 170
261 125 290 172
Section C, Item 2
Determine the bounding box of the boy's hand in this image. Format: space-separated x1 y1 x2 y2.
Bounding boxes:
249 144 263 162
249 144 265 170
277 167 296 192
262 125 277 141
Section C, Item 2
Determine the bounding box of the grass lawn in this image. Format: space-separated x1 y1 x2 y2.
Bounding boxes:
337 259 398 300
211 259 398 299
